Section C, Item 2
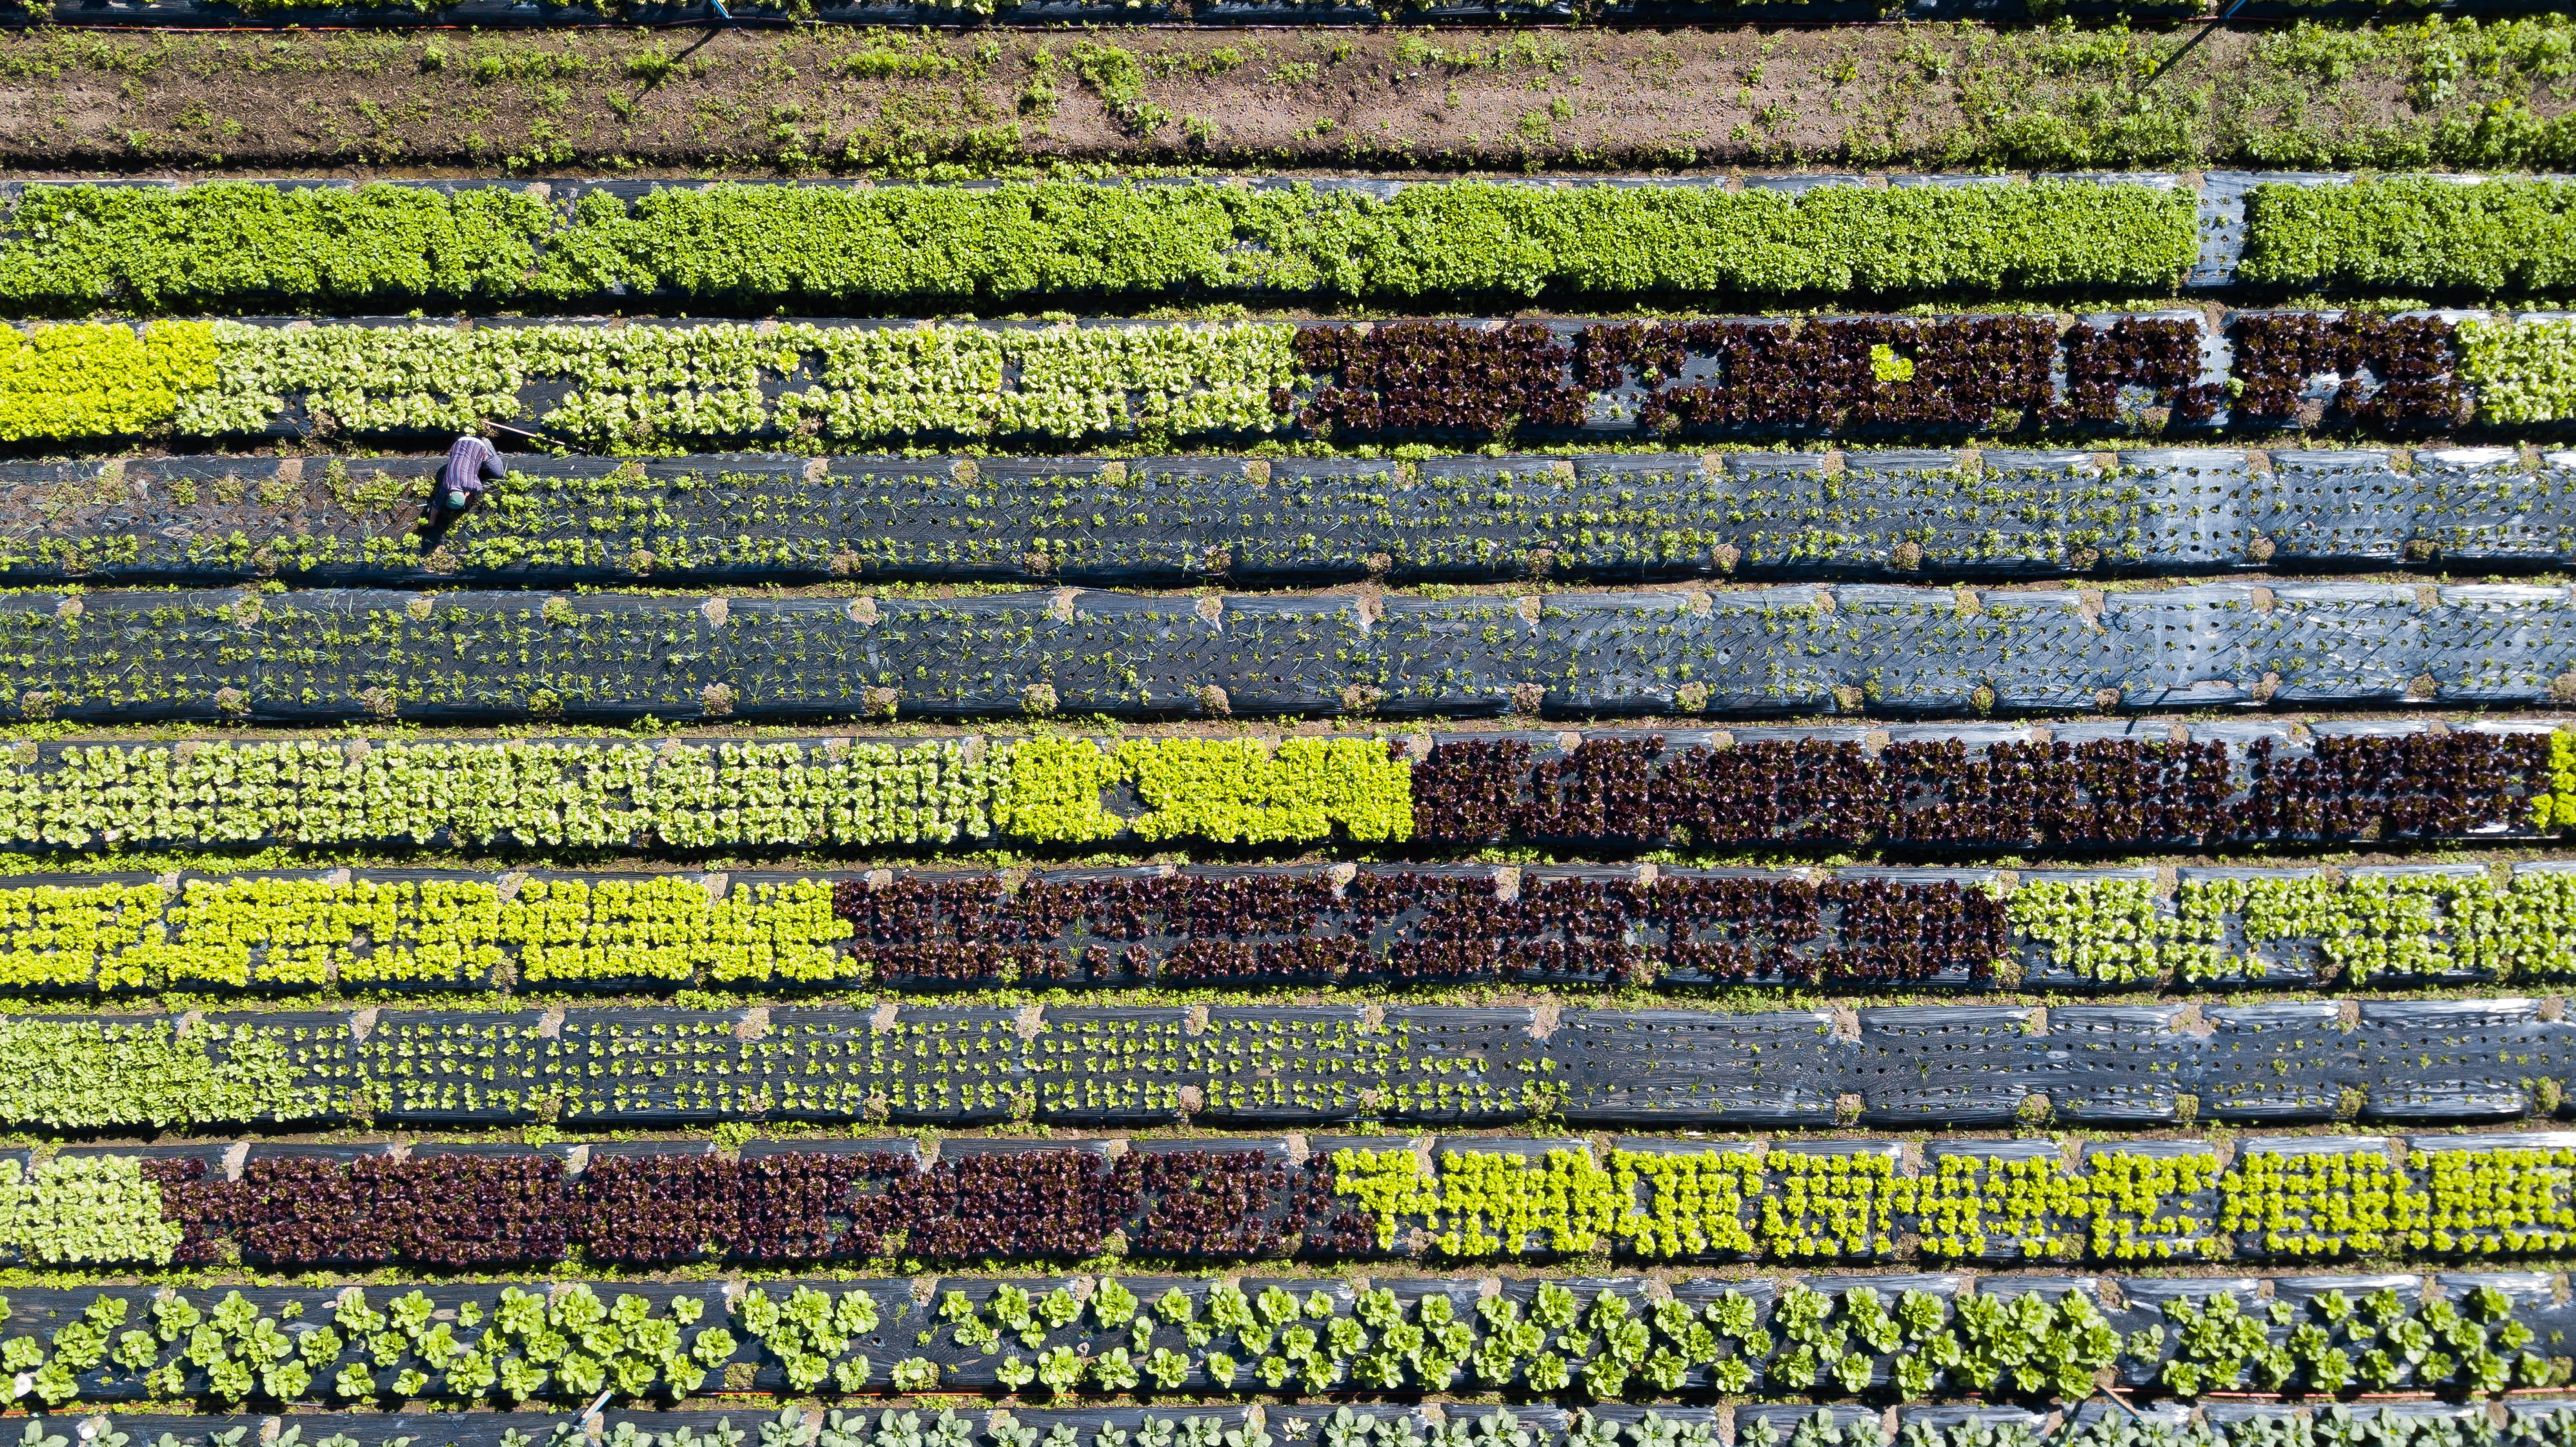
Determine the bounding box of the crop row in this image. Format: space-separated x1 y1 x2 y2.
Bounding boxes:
0 580 2572 723
23 1407 2576 1447
0 997 2565 1131
34 175 2576 316
0 180 2200 314
1405 724 2563 849
2243 177 2576 294
19 1128 2576 1268
0 1140 1296 1268
14 309 2569 450
22 172 2571 314
28 858 2576 995
0 725 2539 855
40 446 2576 589
0 1263 2567 1408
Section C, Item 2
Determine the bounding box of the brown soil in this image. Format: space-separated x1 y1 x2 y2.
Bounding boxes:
0 17 2540 175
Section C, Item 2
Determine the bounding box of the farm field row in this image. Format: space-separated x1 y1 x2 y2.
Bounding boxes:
1 1128 2570 1268
0 24 2562 179
23 447 2576 590
0 180 2197 313
0 581 2564 722
0 1268 2560 1408
11 310 2557 449
6 1408 2566 1447
0 724 2532 853
28 308 2576 452
0 0 2215 26
3 174 2571 312
0 997 2554 1131
14 858 2576 993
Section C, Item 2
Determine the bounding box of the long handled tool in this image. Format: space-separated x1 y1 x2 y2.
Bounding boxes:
488 419 578 450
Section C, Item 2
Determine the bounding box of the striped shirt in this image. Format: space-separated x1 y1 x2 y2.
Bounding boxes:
442 434 501 497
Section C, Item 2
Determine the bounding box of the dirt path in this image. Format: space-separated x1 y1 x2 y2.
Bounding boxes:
0 17 2561 174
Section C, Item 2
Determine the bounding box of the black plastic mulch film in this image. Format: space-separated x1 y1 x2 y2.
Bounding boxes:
36 449 2575 590
5 578 2575 722
34 998 2576 1129
21 1406 2576 1447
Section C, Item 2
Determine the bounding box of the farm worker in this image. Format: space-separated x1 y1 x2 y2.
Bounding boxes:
436 431 505 516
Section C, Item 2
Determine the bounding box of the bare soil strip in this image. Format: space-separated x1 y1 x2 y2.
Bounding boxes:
0 19 2555 175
